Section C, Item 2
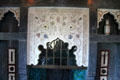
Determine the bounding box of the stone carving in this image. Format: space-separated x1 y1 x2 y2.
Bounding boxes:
37 38 77 66
0 7 20 25
97 9 120 30
98 12 119 35
27 7 89 67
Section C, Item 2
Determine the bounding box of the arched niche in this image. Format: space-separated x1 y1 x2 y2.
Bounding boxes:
0 8 20 23
98 12 119 35
0 11 19 32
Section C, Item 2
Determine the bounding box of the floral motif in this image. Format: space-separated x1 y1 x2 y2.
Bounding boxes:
27 7 89 67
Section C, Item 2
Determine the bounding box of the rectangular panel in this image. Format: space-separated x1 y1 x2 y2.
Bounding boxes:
100 68 107 75
9 74 15 80
9 65 15 72
100 76 107 80
27 7 89 67
8 49 15 64
101 51 109 67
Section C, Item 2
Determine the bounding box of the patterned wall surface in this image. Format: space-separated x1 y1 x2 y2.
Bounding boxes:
97 9 120 29
27 7 89 67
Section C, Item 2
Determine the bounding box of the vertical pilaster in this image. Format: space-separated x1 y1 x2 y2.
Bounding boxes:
18 7 28 80
86 42 98 80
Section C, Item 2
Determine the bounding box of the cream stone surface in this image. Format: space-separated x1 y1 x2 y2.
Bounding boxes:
27 7 89 67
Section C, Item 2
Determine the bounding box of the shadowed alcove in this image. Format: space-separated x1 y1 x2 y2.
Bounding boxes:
98 12 119 35
0 11 19 80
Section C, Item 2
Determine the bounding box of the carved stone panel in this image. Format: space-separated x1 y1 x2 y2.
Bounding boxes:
27 7 89 67
0 7 20 25
97 9 120 31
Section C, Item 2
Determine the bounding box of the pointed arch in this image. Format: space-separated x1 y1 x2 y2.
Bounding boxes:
98 12 119 35
0 11 19 32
